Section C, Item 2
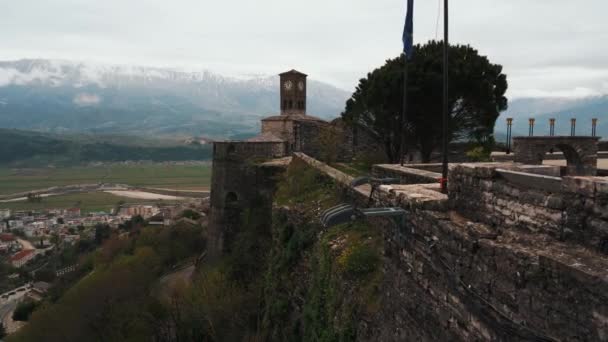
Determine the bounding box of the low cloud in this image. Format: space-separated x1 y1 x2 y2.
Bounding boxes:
73 93 101 106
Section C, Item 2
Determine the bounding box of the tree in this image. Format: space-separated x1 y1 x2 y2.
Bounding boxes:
180 209 201 221
34 268 56 282
13 300 39 321
94 224 111 245
342 41 508 162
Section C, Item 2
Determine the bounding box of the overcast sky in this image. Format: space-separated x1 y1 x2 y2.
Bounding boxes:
1 0 607 98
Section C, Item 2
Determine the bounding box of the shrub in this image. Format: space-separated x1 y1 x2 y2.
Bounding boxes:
466 146 492 162
341 244 379 277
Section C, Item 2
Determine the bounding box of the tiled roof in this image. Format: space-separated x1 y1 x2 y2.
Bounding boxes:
10 249 34 261
261 114 327 123
0 233 14 242
279 69 308 77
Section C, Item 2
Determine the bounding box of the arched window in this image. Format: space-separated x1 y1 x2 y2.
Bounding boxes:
283 100 287 110
288 100 293 109
225 192 238 205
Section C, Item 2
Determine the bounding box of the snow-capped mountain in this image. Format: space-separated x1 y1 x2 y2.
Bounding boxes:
0 59 350 138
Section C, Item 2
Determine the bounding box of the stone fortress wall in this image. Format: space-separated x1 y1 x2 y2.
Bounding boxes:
208 68 608 340
208 141 286 257
293 153 608 341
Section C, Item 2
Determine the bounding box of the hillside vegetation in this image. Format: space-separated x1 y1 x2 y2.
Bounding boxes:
0 129 212 167
7 160 384 341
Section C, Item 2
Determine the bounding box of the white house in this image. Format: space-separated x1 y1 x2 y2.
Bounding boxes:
0 209 10 219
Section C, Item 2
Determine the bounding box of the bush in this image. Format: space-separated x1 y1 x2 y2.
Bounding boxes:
341 244 379 277
466 146 492 162
180 209 201 220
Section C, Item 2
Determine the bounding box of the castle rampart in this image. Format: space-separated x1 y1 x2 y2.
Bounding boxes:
292 152 608 341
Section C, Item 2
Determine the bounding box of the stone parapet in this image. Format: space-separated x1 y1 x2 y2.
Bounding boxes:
449 162 608 254
372 164 441 184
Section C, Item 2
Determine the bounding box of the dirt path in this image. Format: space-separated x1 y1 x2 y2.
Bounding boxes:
17 239 35 251
104 190 186 200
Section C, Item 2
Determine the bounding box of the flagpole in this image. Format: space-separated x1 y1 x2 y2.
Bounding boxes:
400 57 408 166
441 0 449 193
400 0 413 166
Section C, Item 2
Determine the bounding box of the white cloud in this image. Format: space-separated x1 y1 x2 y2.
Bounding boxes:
0 0 606 96
73 93 101 106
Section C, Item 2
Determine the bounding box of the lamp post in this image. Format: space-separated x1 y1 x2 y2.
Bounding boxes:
528 118 535 136
549 118 555 137
440 0 449 193
506 118 513 154
592 118 598 137
571 118 576 136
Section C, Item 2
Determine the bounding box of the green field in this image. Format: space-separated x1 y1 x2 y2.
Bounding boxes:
0 192 182 213
0 164 212 195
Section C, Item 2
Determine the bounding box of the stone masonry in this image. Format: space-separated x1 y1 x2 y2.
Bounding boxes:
294 153 608 341
513 136 600 176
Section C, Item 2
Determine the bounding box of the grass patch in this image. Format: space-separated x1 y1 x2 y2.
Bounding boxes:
331 163 371 178
0 164 211 195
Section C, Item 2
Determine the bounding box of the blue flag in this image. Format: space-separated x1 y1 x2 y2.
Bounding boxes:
402 0 414 60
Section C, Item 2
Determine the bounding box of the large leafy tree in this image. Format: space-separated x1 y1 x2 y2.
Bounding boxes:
342 41 508 162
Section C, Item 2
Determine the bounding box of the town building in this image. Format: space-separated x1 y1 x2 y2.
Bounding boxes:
64 208 81 218
8 220 23 229
0 209 10 219
28 281 51 301
10 249 35 268
119 205 159 219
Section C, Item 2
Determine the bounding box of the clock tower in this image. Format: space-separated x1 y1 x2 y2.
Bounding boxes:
280 69 307 115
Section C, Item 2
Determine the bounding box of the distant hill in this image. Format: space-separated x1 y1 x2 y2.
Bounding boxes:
0 129 212 167
0 59 350 138
496 96 608 139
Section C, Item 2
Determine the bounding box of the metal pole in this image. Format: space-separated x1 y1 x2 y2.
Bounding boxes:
400 57 409 166
571 118 576 136
529 118 535 136
506 118 513 154
592 118 598 137
549 118 555 137
441 0 449 193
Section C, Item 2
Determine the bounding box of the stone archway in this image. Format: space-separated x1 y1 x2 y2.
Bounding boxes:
225 192 239 206
513 136 600 176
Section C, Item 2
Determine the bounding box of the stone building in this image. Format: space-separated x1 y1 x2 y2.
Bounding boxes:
208 69 381 257
259 70 328 154
209 70 328 258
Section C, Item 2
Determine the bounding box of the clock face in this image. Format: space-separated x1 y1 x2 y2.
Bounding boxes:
284 80 293 91
298 81 305 91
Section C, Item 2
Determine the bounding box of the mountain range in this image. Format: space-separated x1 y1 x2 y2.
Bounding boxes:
0 59 351 139
0 59 606 142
